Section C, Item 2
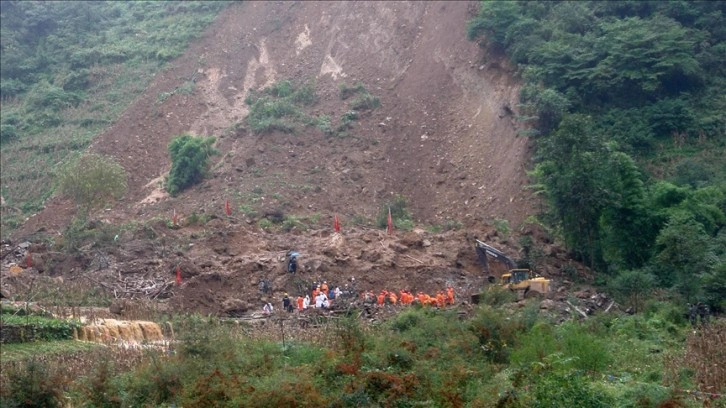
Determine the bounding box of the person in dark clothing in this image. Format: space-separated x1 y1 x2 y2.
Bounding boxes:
287 253 298 274
282 293 293 312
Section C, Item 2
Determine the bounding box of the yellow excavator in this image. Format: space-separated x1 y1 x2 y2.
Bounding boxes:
474 239 551 301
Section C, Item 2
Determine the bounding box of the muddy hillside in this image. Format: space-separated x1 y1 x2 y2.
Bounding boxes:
5 1 571 316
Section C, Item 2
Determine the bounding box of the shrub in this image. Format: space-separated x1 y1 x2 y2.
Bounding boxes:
376 194 414 231
166 134 217 195
349 93 380 111
0 358 65 407
339 82 367 100
529 371 613 408
557 322 612 372
57 153 128 212
468 306 523 363
281 215 307 232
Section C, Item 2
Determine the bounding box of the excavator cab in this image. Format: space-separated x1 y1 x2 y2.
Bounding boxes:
503 269 530 284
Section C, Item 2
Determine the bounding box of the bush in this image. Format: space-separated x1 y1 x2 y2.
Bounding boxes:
166 134 217 195
529 371 613 408
349 93 380 111
339 82 367 100
57 153 128 212
0 358 65 408
468 306 523 363
376 194 414 231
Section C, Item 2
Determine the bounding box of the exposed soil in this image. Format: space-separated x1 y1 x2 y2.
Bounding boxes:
4 2 581 316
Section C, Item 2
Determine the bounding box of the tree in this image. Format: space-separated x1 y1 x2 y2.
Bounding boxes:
166 134 217 196
653 212 716 300
533 114 609 269
57 153 127 213
600 150 655 270
609 269 655 313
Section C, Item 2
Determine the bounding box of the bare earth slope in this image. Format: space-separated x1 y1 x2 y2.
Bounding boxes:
6 2 560 315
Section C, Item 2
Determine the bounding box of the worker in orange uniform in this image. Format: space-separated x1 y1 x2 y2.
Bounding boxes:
377 291 386 307
297 295 304 312
436 291 445 307
389 291 398 305
446 286 455 305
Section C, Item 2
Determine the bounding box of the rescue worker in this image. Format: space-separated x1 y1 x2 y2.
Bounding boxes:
436 291 445 308
287 254 298 274
446 286 455 305
377 291 386 307
297 295 304 312
282 293 293 312
389 291 398 305
303 295 310 309
321 281 329 294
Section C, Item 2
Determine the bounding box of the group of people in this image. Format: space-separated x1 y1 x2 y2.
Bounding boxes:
263 284 457 315
362 286 455 308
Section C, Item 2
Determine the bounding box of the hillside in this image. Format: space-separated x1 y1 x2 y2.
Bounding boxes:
1 1 558 314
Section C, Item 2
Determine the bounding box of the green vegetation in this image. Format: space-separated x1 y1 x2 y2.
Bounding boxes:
57 153 127 213
244 79 382 138
166 134 218 196
244 80 319 133
377 194 414 231
469 1 726 309
0 1 228 237
0 341 100 363
1 308 719 407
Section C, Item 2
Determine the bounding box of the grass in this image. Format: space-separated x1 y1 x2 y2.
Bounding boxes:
0 304 713 407
0 2 227 239
0 341 102 363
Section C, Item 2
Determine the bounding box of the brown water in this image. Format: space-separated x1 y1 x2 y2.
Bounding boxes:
75 319 164 343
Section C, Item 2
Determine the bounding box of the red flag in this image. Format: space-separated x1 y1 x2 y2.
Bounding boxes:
26 252 33 268
387 207 394 235
334 214 341 232
175 266 182 285
225 199 231 216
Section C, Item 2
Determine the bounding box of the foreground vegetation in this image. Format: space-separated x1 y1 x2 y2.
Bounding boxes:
1 297 722 407
468 1 726 311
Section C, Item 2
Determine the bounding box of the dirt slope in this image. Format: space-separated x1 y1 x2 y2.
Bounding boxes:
5 2 560 315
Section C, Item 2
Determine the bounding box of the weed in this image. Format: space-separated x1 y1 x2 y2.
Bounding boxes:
349 93 381 111
281 215 307 232
338 81 368 100
493 218 511 237
257 219 273 231
377 194 414 231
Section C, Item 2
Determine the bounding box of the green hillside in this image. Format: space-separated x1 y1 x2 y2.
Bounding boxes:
469 1 726 308
0 1 229 236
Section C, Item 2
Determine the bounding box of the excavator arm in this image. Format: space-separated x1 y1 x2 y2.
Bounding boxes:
475 239 517 272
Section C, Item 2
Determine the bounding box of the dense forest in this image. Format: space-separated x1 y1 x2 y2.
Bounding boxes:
0 1 229 233
469 0 725 311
